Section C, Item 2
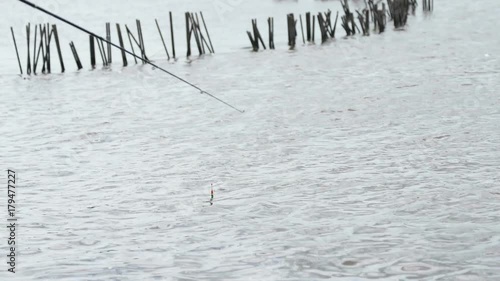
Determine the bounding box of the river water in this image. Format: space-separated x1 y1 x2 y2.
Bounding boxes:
1 0 499 280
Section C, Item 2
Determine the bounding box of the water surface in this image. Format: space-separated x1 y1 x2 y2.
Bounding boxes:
1 0 500 280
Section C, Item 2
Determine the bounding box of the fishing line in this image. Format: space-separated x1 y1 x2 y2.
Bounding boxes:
17 0 245 113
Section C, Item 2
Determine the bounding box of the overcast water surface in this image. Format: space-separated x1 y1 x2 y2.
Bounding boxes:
1 0 500 280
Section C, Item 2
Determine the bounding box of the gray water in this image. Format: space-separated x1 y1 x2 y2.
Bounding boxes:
1 0 500 280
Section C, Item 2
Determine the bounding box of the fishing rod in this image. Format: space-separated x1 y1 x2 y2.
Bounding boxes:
17 0 245 113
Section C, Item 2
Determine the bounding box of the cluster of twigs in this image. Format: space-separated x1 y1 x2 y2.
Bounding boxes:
10 23 65 75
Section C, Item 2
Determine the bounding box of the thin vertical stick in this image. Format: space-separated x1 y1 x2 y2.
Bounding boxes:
268 17 274 50
69 41 83 70
249 20 258 50
26 23 31 75
185 12 192 57
96 38 107 65
40 25 46 73
271 17 274 49
136 19 146 62
332 11 339 38
247 31 256 51
155 19 170 59
312 15 316 43
253 19 266 50
200 12 214 53
382 3 387 25
190 13 203 55
89 35 96 68
250 19 257 50
365 9 370 36
306 12 311 42
350 13 357 34
325 10 333 36
299 14 305 44
34 26 45 73
126 26 148 61
45 23 52 73
170 11 176 58
99 39 108 66
10 27 23 75
287 14 292 47
116 24 128 66
125 25 138 64
33 24 38 74
106 22 112 63
52 25 65 72
195 13 207 54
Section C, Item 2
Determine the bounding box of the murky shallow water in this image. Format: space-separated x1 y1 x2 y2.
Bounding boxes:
1 0 500 280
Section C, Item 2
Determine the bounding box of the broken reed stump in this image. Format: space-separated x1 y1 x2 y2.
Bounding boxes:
299 15 305 44
26 23 31 75
340 0 356 36
10 27 23 75
387 0 410 28
254 19 266 50
136 19 147 62
303 11 336 43
382 3 388 24
185 13 192 57
188 13 202 55
409 0 417 14
198 13 213 54
155 19 171 60
96 38 108 66
312 15 316 42
193 12 213 54
247 19 266 51
34 24 46 74
100 39 109 66
69 41 82 70
116 24 128 66
246 20 257 51
287 13 297 49
364 10 370 35
423 0 433 12
170 12 176 58
306 12 311 42
340 0 349 35
32 25 37 74
52 25 65 72
317 12 329 43
356 9 370 36
125 25 138 64
89 35 96 68
323 10 335 38
9 7 427 75
126 23 148 62
11 12 212 75
106 22 112 64
45 23 52 74
332 11 339 38
15 22 63 76
9 12 215 75
185 12 214 56
373 4 387 33
267 17 275 50
200 12 214 54
40 24 47 73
